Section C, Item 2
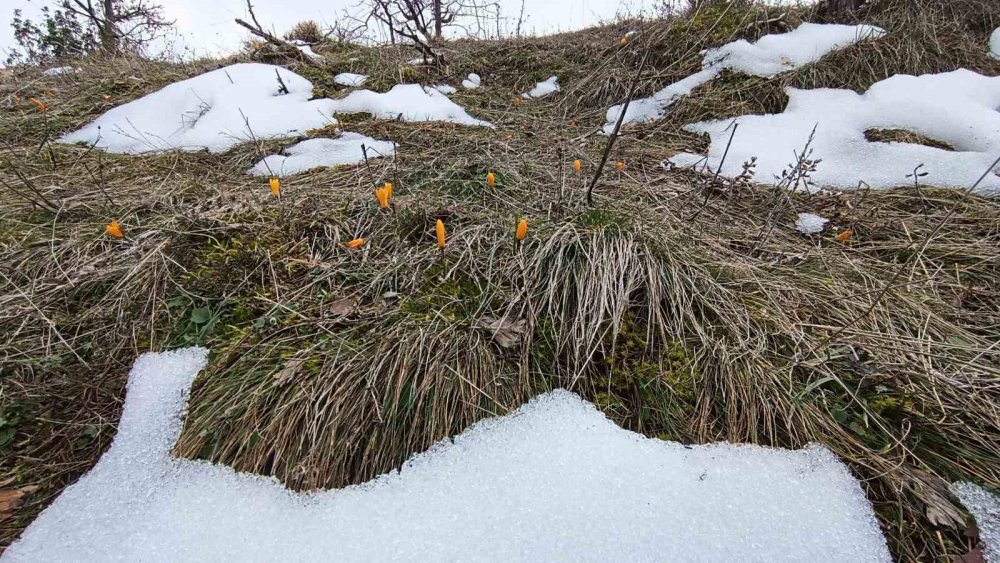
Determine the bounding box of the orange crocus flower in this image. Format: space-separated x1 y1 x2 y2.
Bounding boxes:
346 238 366 249
516 218 528 241
29 97 46 111
105 220 124 238
269 178 281 198
436 219 446 249
486 171 496 188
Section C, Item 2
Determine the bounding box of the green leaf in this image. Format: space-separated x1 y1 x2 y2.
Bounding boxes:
190 307 212 324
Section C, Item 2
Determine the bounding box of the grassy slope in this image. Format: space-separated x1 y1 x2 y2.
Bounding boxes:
2 0 1000 558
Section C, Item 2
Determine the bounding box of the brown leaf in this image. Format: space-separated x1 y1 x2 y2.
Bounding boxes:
951 544 985 563
328 298 357 317
272 358 305 388
913 471 966 528
477 316 527 349
835 227 854 242
0 486 40 522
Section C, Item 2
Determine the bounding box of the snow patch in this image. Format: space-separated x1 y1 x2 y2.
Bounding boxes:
955 482 1000 562
522 75 560 98
42 66 78 76
669 69 1000 192
4 348 891 562
329 84 491 127
249 133 395 177
461 73 481 89
991 27 1000 59
59 63 336 154
428 84 457 95
605 23 885 133
334 73 368 87
796 213 829 234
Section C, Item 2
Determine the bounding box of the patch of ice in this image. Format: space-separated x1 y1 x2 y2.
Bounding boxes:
334 72 367 87
427 84 457 95
796 213 829 234
407 57 427 65
990 27 1000 59
59 63 336 154
42 66 78 76
604 23 885 133
329 84 491 127
522 75 560 98
955 482 1000 562
461 72 481 89
249 133 395 177
4 348 891 562
668 69 1000 192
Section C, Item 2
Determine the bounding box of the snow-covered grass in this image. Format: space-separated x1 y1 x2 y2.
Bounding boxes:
605 23 886 132
249 133 395 177
59 63 337 154
4 348 891 562
334 73 368 87
669 69 1000 192
328 84 491 126
522 75 560 98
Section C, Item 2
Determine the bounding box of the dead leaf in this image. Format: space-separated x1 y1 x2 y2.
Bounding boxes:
913 471 966 529
836 228 854 242
477 316 527 349
951 544 985 563
0 486 40 522
272 358 305 388
328 298 357 317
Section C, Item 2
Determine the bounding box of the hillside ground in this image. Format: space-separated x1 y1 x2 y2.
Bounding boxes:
1 0 1000 558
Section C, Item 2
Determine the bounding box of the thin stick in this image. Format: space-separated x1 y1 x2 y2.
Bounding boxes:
586 47 650 206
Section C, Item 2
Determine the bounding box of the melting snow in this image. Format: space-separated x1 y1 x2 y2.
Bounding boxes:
4 347 891 562
461 73 481 89
59 63 336 154
991 27 1000 59
290 41 322 61
523 75 560 98
955 482 1000 562
334 73 368 87
42 66 78 76
249 133 395 177
428 84 457 95
605 23 885 132
329 84 491 127
796 213 829 234
669 69 1000 192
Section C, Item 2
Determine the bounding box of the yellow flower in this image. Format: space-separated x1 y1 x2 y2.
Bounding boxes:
384 182 393 198
615 160 625 172
486 171 496 188
346 237 366 249
105 220 124 239
375 185 391 209
29 97 46 111
269 178 280 197
573 159 581 173
436 219 446 249
836 228 854 242
620 36 629 47
516 218 528 241
103 94 111 102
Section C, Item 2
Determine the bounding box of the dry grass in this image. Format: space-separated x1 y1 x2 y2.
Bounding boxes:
2 0 1000 559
